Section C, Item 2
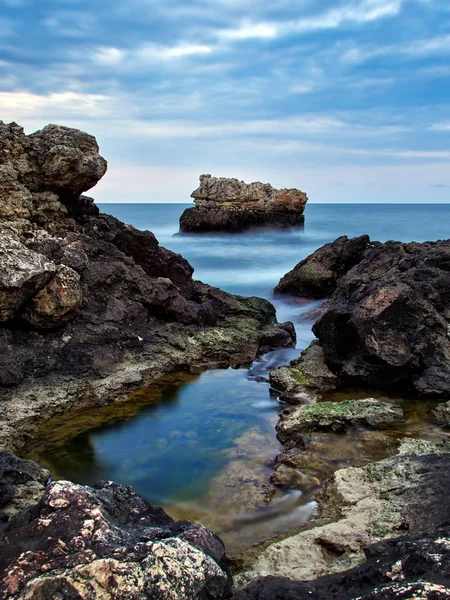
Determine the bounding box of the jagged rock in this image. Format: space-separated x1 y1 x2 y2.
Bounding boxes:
276 398 404 443
235 439 450 589
269 340 340 402
0 452 49 523
313 239 450 396
0 232 56 322
0 480 231 599
180 174 308 232
275 235 371 298
22 265 82 329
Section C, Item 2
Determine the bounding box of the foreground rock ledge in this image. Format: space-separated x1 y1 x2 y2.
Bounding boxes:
0 121 295 453
179 174 308 232
0 479 231 599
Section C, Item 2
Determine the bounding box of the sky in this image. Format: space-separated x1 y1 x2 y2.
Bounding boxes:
0 0 449 203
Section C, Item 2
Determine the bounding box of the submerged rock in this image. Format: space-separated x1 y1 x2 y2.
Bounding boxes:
275 235 371 298
0 480 231 599
0 121 295 453
179 174 308 232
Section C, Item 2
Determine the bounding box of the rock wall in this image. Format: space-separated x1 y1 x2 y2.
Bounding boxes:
180 174 308 232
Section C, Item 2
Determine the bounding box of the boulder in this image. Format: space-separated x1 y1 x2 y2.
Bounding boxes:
313 240 450 395
0 232 56 322
179 174 308 232
276 398 404 443
0 480 231 599
0 452 49 523
275 235 371 298
431 400 450 424
22 265 82 329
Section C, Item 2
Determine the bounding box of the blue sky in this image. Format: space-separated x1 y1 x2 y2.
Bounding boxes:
0 0 449 203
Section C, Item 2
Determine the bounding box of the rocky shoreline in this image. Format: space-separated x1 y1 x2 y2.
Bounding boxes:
2 121 450 599
179 174 308 232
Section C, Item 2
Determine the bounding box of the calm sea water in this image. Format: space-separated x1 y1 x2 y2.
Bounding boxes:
32 203 450 554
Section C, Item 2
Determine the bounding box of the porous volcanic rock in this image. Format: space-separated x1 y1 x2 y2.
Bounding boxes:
179 174 308 232
313 239 450 396
0 121 295 453
0 480 231 599
275 234 371 298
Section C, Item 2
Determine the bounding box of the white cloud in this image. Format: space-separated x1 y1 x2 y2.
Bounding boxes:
218 22 278 41
93 47 125 66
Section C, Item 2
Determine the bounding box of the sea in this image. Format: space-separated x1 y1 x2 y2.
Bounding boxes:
31 203 450 555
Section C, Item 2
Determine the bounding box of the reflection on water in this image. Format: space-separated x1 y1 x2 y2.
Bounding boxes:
27 203 450 557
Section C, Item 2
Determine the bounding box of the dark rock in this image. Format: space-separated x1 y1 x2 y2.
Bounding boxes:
0 480 231 599
0 452 49 524
313 239 450 396
180 174 307 233
275 235 371 298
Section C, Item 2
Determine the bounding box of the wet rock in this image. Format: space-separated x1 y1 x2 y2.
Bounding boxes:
313 239 450 396
431 400 450 424
277 398 403 442
0 452 49 523
180 174 307 232
0 480 231 599
22 265 82 329
0 232 56 322
269 340 340 402
235 439 450 586
275 235 371 298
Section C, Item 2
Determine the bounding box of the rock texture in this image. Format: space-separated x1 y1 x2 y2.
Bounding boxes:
0 480 231 599
0 121 295 454
235 439 450 590
269 340 340 403
313 239 450 396
180 174 308 232
275 235 371 298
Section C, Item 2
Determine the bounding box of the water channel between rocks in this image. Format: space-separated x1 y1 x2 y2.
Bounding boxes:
24 204 450 559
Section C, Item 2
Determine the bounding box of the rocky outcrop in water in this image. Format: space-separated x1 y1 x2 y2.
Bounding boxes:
275 235 371 298
179 174 308 232
0 121 295 454
0 479 231 599
275 236 450 397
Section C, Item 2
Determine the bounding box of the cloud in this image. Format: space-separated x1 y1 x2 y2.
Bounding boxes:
217 22 279 40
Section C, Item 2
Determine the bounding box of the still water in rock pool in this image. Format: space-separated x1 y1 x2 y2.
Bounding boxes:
28 203 450 555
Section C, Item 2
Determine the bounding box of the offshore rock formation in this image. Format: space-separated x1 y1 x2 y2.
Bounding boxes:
179 174 308 232
275 235 450 396
0 121 295 454
0 479 231 599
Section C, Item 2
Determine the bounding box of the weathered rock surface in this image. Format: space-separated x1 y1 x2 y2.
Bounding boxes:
180 174 308 232
0 122 295 453
269 340 340 403
313 239 450 396
0 480 231 599
276 398 404 442
275 235 371 298
431 400 450 424
235 439 450 589
0 452 49 524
